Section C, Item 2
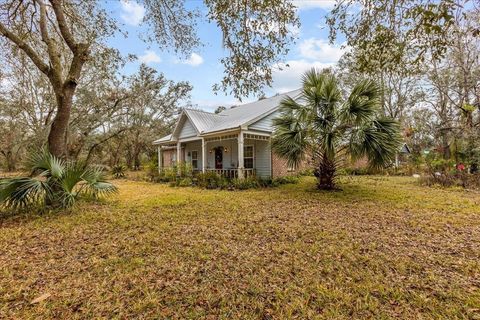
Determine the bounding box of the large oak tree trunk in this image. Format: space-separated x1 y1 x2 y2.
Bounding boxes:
48 90 74 158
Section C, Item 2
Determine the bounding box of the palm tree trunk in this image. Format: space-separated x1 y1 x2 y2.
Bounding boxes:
315 155 336 190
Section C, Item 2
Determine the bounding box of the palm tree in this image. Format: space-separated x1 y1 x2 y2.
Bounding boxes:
0 150 117 210
272 69 401 190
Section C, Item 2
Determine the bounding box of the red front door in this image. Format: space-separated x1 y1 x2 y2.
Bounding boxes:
215 147 223 169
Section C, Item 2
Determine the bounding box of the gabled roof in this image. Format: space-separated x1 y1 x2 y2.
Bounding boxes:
184 109 225 133
153 134 172 144
205 89 302 134
153 88 301 144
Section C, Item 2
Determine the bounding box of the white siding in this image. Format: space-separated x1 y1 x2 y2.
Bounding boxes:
178 118 198 138
184 140 202 170
248 111 280 132
245 139 271 178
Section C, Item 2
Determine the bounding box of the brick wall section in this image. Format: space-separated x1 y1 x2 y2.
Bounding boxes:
271 151 310 178
350 156 368 169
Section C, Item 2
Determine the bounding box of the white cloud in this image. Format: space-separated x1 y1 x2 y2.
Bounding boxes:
176 53 204 67
139 50 162 64
299 38 345 62
120 0 145 26
272 59 336 92
291 0 336 10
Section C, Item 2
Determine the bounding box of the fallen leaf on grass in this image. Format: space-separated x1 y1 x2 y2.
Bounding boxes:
31 293 51 304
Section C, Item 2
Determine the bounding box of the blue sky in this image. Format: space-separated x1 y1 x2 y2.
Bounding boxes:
108 0 345 112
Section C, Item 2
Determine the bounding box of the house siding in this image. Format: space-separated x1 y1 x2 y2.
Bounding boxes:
178 118 197 139
184 141 203 171
249 111 279 132
244 138 271 178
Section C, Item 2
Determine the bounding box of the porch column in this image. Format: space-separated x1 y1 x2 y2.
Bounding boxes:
201 138 206 173
176 142 181 175
157 146 163 173
237 131 244 179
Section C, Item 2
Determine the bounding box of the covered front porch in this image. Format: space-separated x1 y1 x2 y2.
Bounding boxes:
157 131 272 179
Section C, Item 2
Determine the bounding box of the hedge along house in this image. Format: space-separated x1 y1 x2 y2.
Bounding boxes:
153 89 304 179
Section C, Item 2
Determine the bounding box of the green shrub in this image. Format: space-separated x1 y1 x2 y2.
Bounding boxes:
298 168 314 176
419 172 480 189
195 171 228 189
424 152 455 174
145 161 160 182
0 150 117 210
111 165 126 179
273 175 299 185
176 178 193 187
231 176 261 190
159 167 177 182
178 162 193 177
229 175 299 190
342 167 370 175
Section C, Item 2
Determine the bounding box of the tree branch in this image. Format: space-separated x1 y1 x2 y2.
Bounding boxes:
0 22 50 75
84 128 128 165
49 0 77 52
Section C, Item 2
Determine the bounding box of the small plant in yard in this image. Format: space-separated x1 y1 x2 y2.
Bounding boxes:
111 164 126 179
159 167 178 182
272 175 299 185
170 177 194 187
231 176 261 190
178 162 193 177
195 171 228 189
272 68 401 190
0 150 117 210
144 160 161 182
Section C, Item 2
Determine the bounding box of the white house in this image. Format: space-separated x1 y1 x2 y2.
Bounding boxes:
153 89 304 179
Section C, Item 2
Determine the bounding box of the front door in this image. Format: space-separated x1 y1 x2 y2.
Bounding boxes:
215 147 223 169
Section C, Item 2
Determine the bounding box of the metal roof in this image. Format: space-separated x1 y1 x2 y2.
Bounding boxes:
153 88 301 144
184 109 225 133
153 134 172 144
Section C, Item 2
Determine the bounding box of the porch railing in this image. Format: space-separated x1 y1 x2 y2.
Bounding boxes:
203 168 256 179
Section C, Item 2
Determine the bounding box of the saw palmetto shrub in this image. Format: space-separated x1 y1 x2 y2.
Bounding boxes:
0 151 117 211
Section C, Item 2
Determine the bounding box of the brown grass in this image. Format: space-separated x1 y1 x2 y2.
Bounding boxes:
1 176 479 319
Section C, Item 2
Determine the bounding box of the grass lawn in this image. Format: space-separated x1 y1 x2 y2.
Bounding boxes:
1 176 479 319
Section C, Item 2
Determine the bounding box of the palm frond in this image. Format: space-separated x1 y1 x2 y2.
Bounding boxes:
0 178 49 209
272 110 310 168
348 117 401 169
60 163 84 193
28 149 65 179
81 166 118 198
343 79 381 125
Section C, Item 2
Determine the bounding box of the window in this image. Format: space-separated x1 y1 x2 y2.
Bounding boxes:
244 145 254 169
191 150 198 169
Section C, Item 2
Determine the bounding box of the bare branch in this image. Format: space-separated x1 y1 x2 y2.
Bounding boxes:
48 0 77 52
0 21 50 75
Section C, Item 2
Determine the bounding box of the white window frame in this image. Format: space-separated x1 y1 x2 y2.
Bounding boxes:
190 150 199 169
243 145 255 169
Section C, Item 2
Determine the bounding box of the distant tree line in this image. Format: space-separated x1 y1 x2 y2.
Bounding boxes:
330 0 480 171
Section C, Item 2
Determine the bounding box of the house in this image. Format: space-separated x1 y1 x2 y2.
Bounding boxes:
153 89 305 179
